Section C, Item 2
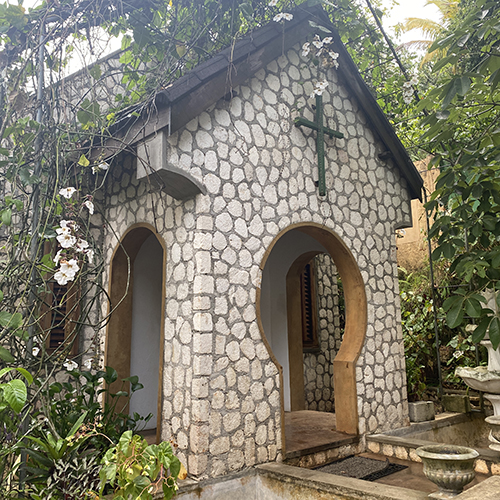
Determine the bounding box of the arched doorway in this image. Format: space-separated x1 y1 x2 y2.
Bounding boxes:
258 223 367 445
105 224 166 441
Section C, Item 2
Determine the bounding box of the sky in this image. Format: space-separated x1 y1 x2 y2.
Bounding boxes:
382 0 442 43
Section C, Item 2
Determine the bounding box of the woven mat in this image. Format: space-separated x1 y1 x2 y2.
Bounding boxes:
315 456 407 482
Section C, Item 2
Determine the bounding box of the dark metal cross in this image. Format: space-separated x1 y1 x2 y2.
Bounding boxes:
294 95 344 196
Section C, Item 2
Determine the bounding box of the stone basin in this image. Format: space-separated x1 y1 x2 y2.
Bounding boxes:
455 366 500 394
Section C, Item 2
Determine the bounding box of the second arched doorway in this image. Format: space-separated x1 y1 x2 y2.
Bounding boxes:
258 223 367 448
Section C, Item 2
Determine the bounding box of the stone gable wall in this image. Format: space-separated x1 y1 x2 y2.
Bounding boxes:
93 42 412 480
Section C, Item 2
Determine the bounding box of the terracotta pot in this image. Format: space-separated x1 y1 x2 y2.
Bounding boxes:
416 444 478 499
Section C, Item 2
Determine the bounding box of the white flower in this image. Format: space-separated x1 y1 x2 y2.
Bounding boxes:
54 259 79 285
85 248 95 264
75 239 89 252
310 80 329 98
453 350 464 359
92 161 109 174
54 268 73 285
329 51 339 60
57 232 77 249
60 220 71 228
60 258 80 275
56 226 71 236
312 39 323 49
32 347 40 356
63 359 78 371
83 359 92 370
273 12 293 22
322 37 333 45
59 187 77 199
84 200 94 215
302 42 311 57
268 0 278 5
53 249 63 265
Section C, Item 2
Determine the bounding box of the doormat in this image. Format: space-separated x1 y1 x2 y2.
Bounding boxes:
315 456 407 482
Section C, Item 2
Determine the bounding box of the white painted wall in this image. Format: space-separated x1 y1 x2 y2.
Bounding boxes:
260 230 327 411
130 234 163 429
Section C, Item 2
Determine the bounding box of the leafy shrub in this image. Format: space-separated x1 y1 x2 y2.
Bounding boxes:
99 431 185 500
36 366 151 453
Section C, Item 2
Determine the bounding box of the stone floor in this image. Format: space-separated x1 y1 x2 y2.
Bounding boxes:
284 410 490 495
284 410 357 455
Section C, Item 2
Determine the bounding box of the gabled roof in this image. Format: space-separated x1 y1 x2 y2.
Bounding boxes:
109 5 423 201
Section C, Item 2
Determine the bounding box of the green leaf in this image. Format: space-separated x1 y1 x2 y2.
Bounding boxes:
67 410 87 438
104 366 118 384
0 346 14 362
89 64 101 80
1 208 12 226
443 295 462 312
472 316 491 344
240 3 253 21
465 297 482 318
308 20 332 33
489 317 500 350
456 33 470 47
436 110 450 120
78 154 90 167
446 298 465 328
442 242 455 260
0 311 22 329
3 379 27 413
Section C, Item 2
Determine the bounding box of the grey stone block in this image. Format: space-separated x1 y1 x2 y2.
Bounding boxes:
442 395 471 414
409 401 435 422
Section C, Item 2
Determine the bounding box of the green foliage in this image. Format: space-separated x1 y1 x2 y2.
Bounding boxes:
99 431 183 500
398 264 474 397
20 367 153 498
37 366 151 454
28 452 102 500
422 0 500 346
0 366 33 413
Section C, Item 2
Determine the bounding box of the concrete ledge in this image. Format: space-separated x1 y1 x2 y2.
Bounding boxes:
257 462 429 500
380 412 472 437
455 476 500 499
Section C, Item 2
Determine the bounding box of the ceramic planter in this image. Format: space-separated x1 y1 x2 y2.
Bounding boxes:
416 444 479 499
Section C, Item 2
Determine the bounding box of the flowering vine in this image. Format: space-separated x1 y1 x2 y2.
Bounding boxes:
53 187 95 286
268 0 293 23
300 34 340 100
402 76 418 105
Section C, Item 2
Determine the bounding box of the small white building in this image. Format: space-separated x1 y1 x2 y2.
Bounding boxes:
88 6 422 479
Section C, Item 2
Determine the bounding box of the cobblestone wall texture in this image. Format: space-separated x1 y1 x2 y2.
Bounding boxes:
87 42 412 480
303 254 342 412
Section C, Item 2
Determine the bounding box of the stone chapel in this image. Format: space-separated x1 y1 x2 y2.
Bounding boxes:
85 5 423 480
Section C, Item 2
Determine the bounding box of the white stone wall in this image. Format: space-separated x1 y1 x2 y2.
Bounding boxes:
94 42 412 479
303 254 342 412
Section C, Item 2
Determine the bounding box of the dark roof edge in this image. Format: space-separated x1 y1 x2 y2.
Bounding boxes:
110 5 422 201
